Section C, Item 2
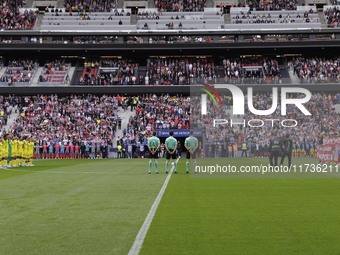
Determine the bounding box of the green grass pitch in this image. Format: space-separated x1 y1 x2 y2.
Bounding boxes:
0 159 167 255
1 158 340 255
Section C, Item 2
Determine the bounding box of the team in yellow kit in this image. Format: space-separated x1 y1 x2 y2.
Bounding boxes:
0 135 35 169
0 137 7 168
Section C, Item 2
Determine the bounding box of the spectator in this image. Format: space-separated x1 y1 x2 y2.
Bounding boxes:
290 57 340 83
0 1 38 30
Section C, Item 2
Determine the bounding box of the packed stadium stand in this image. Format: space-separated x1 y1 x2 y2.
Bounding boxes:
289 57 340 83
0 1 38 30
245 0 298 10
154 0 207 12
190 91 339 157
0 90 338 160
127 94 190 132
0 0 339 157
79 58 140 85
64 0 118 12
38 60 71 85
10 94 119 143
0 96 20 130
324 5 340 27
0 59 38 86
2 55 338 86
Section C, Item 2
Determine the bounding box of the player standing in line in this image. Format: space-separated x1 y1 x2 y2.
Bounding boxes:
28 138 35 166
3 136 8 168
55 142 60 159
147 131 161 174
165 131 178 174
60 143 65 159
18 138 24 166
184 131 198 174
233 143 238 158
280 133 293 167
0 137 5 169
7 135 12 168
42 142 48 159
12 138 18 167
269 134 282 166
65 143 70 159
75 143 80 159
70 143 75 159
22 138 28 166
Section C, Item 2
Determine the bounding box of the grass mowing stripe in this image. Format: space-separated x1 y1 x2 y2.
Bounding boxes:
129 158 179 255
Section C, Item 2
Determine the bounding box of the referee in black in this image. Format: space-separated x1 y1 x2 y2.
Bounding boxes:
269 134 282 166
280 133 293 167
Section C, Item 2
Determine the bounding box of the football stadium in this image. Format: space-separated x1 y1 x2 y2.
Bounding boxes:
0 0 340 254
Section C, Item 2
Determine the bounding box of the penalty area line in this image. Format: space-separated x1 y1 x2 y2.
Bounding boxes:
128 158 179 255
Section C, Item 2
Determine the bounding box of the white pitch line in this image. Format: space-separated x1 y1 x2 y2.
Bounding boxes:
128 158 179 255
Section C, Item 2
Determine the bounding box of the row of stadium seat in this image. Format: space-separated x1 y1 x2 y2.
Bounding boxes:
0 56 339 86
3 5 339 30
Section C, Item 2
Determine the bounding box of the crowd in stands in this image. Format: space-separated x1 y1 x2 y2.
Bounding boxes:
137 11 214 21
78 56 283 86
43 59 69 74
221 57 281 84
0 96 21 134
324 6 340 27
244 0 298 11
39 59 70 84
6 59 38 70
155 0 206 12
191 91 339 157
145 57 217 85
8 95 120 156
77 56 339 86
44 8 64 13
0 91 338 159
115 93 196 158
233 11 317 24
120 94 189 157
128 94 190 134
0 56 339 86
0 0 37 30
289 57 340 83
243 92 339 156
64 0 118 13
0 59 38 85
79 58 140 85
137 11 160 20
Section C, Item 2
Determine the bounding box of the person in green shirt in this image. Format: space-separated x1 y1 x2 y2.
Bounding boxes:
165 131 178 174
184 131 199 173
147 131 161 174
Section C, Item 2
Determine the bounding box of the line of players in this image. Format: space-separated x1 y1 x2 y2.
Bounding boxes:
35 143 108 159
0 136 35 169
147 131 198 174
269 133 295 167
204 141 316 158
253 142 316 158
147 131 297 173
